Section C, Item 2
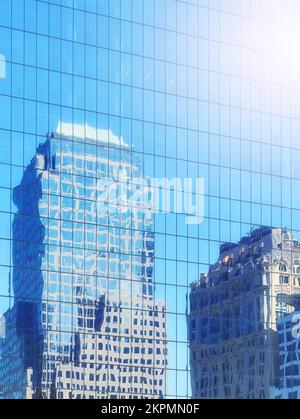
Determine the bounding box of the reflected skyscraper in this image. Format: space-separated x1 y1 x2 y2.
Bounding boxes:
189 227 300 399
0 125 167 399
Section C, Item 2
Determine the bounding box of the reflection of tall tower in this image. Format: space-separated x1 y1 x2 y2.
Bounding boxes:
189 227 300 399
0 123 167 399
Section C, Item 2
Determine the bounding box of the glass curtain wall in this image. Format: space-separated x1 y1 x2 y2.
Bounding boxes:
0 0 300 400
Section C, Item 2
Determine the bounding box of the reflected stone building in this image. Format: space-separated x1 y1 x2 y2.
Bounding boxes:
272 295 300 399
189 227 300 399
0 124 167 399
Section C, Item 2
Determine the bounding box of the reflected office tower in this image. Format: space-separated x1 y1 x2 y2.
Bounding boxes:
0 124 167 399
189 227 300 399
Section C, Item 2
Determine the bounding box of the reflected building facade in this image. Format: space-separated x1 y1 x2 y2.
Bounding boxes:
0 125 167 399
272 295 300 399
189 227 300 399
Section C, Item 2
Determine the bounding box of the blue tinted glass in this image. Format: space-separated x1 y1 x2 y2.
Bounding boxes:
1 0 300 401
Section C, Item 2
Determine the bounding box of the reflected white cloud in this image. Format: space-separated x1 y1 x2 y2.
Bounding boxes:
56 121 129 148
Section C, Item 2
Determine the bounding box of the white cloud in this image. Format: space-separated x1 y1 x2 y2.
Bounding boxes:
56 121 129 148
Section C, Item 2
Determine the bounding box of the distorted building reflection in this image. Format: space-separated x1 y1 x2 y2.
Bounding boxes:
189 227 300 399
272 294 300 399
0 124 167 399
